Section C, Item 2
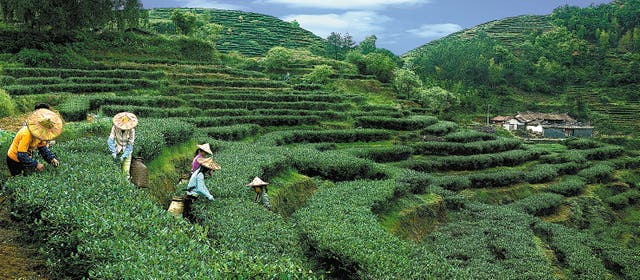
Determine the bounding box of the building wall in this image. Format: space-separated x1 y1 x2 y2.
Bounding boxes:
544 128 566 138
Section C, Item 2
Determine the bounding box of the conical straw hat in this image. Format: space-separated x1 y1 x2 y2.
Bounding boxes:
247 177 269 187
27 109 64 141
196 143 213 155
197 156 221 170
112 112 138 130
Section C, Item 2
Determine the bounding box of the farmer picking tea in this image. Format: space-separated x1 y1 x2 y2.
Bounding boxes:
6 108 63 176
191 143 213 174
186 156 220 201
247 177 271 210
108 112 138 180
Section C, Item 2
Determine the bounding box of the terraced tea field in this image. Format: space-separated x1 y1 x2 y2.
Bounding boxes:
1 54 639 279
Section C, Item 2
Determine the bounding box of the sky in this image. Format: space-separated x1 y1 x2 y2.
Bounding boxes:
141 0 613 55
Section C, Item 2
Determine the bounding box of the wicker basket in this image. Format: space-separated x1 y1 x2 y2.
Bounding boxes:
167 196 184 217
130 157 148 188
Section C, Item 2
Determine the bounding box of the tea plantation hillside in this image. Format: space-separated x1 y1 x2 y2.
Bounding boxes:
1 3 640 280
1 46 640 278
147 8 326 56
402 0 640 136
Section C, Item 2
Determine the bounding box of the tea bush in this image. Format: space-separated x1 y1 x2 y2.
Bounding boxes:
412 138 522 155
356 116 437 130
189 115 321 127
578 162 615 183
58 96 91 121
421 121 458 135
261 129 393 146
425 203 554 279
293 179 465 279
202 124 261 140
443 129 497 142
4 138 313 279
345 146 414 163
509 193 564 215
547 176 587 196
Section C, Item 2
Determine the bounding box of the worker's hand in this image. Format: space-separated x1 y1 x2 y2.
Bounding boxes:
36 163 45 171
51 158 59 167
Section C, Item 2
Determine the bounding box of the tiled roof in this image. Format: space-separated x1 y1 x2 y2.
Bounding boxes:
515 111 575 123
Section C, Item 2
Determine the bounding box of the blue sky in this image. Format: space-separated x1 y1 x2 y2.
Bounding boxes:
141 0 612 55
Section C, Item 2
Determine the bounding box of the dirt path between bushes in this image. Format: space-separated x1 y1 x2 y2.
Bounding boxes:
0 195 50 280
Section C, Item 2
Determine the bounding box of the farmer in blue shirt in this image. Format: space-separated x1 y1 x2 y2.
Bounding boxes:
186 157 220 201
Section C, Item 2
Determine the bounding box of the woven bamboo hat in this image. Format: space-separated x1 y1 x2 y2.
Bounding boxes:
247 177 269 187
197 156 221 170
27 108 64 141
196 143 213 155
112 112 138 130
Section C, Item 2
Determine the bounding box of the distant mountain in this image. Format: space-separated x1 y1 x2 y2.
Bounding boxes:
148 8 325 57
402 15 555 62
400 0 640 135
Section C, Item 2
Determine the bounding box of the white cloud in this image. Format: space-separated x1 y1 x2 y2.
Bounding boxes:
261 0 428 10
407 23 462 38
282 11 390 42
182 0 244 10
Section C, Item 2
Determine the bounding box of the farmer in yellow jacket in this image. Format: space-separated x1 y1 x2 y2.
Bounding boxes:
6 107 63 176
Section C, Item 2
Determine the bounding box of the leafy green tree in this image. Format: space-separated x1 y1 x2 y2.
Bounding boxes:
0 0 143 33
417 86 461 115
171 10 198 35
392 69 422 99
261 46 292 72
303 65 334 84
325 32 355 60
290 19 300 28
345 50 367 73
359 35 377 54
194 23 223 43
363 52 396 83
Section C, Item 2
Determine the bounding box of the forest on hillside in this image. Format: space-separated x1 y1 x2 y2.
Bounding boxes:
404 0 640 134
0 1 640 279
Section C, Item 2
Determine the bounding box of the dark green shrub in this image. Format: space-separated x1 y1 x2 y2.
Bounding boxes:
422 121 458 135
468 170 526 188
58 96 91 122
578 163 615 183
509 193 564 215
202 124 261 141
356 116 437 130
443 129 497 142
547 176 586 196
526 164 559 184
345 146 413 163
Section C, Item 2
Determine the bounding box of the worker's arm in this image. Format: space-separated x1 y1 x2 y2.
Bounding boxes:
17 152 37 169
107 126 117 154
38 145 56 164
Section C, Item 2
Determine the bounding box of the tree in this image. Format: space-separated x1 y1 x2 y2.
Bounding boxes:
325 32 355 60
417 86 461 115
0 0 143 33
363 53 396 83
261 46 292 72
359 35 377 54
194 23 223 43
290 19 300 28
345 50 367 73
304 65 334 84
171 10 198 35
392 69 422 99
